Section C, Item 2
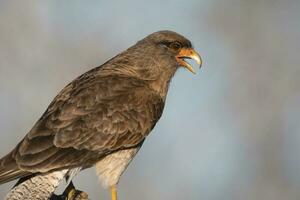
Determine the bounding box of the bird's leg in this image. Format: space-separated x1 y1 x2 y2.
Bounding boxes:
64 181 77 199
63 181 88 200
111 185 118 200
50 181 88 200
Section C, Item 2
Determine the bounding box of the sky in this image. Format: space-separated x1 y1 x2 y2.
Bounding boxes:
0 1 300 200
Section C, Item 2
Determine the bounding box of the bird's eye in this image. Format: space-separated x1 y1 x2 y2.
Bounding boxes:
169 42 182 50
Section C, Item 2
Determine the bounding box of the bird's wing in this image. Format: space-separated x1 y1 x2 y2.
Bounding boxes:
1 71 164 174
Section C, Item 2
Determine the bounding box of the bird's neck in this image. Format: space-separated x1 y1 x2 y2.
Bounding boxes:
147 69 175 99
99 46 177 98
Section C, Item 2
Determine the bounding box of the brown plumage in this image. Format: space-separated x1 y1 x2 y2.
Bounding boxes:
0 30 201 200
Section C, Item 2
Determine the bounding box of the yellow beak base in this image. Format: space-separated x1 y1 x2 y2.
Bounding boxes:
175 48 202 74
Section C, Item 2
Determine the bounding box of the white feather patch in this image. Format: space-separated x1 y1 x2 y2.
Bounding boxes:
95 148 138 188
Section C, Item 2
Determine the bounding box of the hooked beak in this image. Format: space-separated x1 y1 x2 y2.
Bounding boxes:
175 48 202 74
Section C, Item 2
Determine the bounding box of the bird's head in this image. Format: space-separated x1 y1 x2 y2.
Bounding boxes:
140 30 202 75
106 30 202 94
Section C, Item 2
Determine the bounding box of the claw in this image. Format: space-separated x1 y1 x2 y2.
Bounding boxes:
50 181 88 200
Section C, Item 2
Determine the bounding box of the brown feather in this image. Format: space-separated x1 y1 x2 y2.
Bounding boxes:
0 30 192 183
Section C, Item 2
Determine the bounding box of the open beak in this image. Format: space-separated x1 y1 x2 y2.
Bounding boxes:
175 48 202 74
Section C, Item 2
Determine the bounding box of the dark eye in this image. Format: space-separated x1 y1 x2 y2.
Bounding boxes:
169 41 182 50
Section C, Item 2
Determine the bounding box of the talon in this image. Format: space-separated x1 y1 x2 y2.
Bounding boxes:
72 191 89 200
67 188 76 199
50 181 88 200
64 182 88 200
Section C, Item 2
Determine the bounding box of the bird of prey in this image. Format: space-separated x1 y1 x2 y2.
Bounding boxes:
0 30 202 200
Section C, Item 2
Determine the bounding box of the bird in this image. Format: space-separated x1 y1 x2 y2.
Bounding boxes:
0 30 202 200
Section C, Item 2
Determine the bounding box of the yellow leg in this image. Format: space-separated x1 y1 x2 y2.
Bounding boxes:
111 185 118 200
67 187 76 199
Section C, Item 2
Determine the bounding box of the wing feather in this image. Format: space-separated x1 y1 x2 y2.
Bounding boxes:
1 71 164 175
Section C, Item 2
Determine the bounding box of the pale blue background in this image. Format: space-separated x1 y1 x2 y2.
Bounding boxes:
0 1 300 199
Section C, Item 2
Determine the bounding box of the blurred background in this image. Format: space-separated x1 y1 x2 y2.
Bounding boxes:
0 0 299 199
